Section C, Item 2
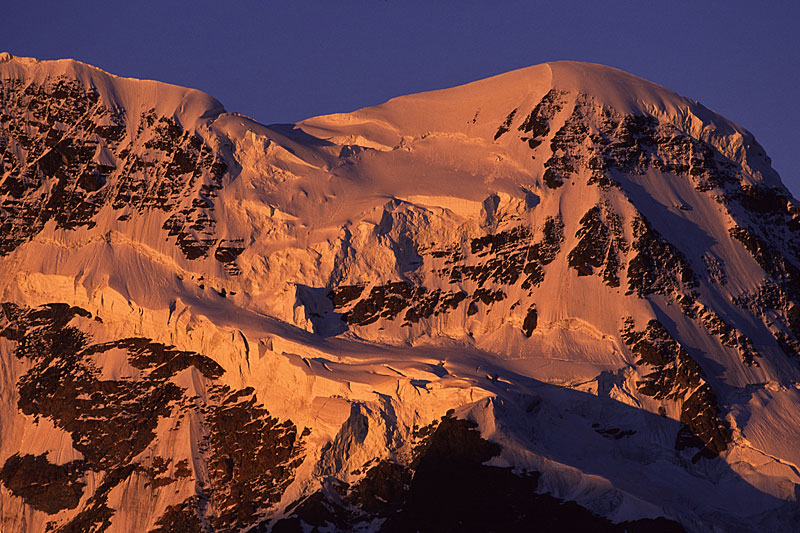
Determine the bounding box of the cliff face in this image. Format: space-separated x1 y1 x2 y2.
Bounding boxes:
1 54 799 532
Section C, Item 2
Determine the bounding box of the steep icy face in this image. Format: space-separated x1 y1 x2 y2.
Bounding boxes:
2 55 800 532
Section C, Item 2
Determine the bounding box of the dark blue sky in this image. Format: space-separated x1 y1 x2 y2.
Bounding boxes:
5 2 799 192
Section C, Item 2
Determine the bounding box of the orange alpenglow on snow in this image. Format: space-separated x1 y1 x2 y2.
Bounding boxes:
0 54 796 532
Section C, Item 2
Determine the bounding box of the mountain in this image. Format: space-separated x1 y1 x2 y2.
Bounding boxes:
0 52 799 532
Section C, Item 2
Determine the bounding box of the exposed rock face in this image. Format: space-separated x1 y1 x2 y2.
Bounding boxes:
326 216 564 329
621 318 731 461
568 204 626 286
0 453 86 514
518 89 566 150
0 302 303 532
522 305 538 337
1 56 800 532
0 71 233 264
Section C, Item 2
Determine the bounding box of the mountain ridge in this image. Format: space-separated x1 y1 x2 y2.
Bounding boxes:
0 52 225 130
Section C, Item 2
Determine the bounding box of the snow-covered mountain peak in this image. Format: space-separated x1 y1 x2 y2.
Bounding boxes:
298 60 777 189
301 61 688 134
0 53 225 131
2 57 800 532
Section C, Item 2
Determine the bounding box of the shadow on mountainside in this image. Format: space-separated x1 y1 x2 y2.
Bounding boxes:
443 357 800 532
271 362 800 532
267 123 336 147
